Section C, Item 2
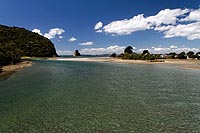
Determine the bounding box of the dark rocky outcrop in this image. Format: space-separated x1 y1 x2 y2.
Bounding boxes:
74 50 81 56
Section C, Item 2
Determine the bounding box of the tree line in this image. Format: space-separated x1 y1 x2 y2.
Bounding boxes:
110 46 200 60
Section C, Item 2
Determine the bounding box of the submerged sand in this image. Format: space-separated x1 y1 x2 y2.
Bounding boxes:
0 61 32 76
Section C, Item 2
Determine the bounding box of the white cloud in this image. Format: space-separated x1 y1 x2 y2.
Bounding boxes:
44 28 65 39
56 45 199 55
80 45 126 55
32 28 43 35
170 45 178 49
56 45 126 55
147 8 189 26
154 25 174 32
101 9 189 36
96 30 103 33
180 9 200 22
103 14 151 35
94 21 103 30
137 46 199 54
79 41 93 46
57 50 73 55
59 36 63 39
98 8 200 40
68 37 77 42
163 22 200 40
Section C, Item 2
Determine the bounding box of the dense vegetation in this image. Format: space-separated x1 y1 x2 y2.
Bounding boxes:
0 24 58 66
111 46 200 60
111 46 157 60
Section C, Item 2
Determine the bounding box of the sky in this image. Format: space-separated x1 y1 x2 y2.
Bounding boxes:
1 0 200 55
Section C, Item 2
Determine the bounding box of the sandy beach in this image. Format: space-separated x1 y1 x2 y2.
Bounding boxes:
0 61 32 76
48 57 200 70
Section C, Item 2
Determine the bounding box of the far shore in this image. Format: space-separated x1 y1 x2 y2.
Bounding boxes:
0 61 32 77
48 57 200 70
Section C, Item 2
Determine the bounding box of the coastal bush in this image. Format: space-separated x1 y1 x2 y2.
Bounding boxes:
187 51 194 58
178 52 186 59
110 53 117 58
142 50 150 55
124 46 133 54
0 24 58 66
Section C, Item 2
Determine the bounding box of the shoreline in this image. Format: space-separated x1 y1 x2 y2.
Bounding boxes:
48 57 200 70
0 61 32 77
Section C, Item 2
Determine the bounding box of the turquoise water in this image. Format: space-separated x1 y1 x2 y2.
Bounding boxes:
0 60 200 132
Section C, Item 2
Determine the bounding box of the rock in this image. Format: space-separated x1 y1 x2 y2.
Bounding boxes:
74 50 81 56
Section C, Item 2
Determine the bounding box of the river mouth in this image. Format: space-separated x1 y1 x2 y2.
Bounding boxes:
0 60 200 132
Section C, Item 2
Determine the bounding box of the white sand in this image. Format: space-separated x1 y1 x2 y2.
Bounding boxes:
48 57 200 70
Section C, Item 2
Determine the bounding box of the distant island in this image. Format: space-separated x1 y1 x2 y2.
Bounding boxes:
0 24 58 73
74 50 81 56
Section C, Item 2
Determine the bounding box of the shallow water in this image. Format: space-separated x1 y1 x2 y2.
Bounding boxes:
0 60 200 132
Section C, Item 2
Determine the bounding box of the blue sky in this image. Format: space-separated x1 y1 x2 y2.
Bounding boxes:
1 0 200 55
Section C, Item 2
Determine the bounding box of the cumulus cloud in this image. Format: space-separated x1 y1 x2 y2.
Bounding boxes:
68 37 77 42
101 9 189 36
103 14 151 35
32 28 65 39
180 9 200 22
94 22 103 30
96 30 103 33
98 8 200 40
32 28 43 35
56 45 199 55
147 8 189 26
154 25 174 32
170 45 178 49
56 45 126 55
80 45 126 55
163 22 200 40
59 36 63 39
137 46 199 54
57 50 73 55
44 28 65 39
79 41 93 46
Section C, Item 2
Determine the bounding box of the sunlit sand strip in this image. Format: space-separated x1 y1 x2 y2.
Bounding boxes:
48 57 114 62
0 61 32 77
48 57 200 70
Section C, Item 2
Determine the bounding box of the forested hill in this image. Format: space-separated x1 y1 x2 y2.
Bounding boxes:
0 24 58 66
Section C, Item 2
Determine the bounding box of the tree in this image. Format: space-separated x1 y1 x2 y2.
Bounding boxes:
110 53 117 58
117 53 124 58
124 46 133 54
195 52 200 59
142 50 150 55
178 52 186 59
167 52 177 59
187 51 194 58
0 42 22 65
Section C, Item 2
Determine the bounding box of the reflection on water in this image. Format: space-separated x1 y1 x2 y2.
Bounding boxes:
0 60 200 132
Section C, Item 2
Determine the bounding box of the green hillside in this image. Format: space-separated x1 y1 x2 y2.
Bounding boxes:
0 24 58 66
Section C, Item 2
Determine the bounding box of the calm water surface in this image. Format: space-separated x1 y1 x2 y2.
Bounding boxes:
0 60 200 132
